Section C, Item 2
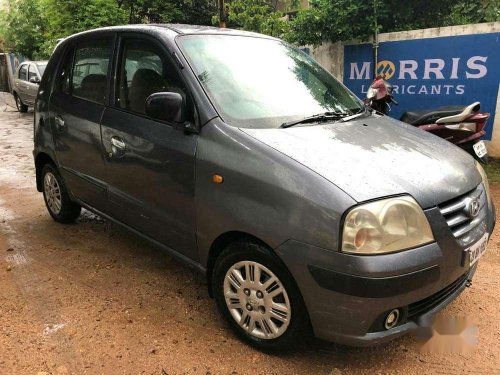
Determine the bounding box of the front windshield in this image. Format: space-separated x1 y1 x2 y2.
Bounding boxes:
177 35 363 128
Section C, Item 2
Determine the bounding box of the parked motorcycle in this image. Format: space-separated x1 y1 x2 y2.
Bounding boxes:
365 77 490 163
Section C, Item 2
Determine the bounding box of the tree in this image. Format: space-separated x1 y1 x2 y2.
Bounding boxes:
284 0 378 46
116 0 217 25
285 0 500 46
1 0 128 58
37 0 128 57
1 0 47 58
213 0 296 37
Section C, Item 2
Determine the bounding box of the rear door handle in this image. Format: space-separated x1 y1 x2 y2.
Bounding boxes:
54 115 65 131
110 136 126 157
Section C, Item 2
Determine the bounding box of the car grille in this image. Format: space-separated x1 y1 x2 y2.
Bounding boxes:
407 268 473 319
438 183 487 247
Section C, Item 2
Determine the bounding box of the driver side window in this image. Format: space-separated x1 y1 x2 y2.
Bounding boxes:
115 38 191 120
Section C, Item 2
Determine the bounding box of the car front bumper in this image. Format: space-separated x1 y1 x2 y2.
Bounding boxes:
276 197 495 346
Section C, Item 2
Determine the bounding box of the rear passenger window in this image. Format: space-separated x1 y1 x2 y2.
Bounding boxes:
115 38 188 116
72 39 112 104
19 65 27 80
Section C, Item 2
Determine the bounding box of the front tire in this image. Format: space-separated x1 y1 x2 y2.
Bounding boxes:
14 93 28 113
41 164 81 223
212 241 310 351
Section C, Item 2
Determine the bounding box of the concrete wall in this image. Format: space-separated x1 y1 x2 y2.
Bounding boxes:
311 22 500 157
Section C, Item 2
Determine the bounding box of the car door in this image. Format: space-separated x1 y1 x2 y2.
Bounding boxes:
15 63 29 102
100 35 199 260
49 36 114 212
26 63 40 105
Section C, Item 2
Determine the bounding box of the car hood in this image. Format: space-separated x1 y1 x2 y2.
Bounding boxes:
241 115 480 208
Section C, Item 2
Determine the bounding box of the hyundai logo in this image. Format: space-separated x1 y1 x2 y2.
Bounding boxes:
468 199 480 218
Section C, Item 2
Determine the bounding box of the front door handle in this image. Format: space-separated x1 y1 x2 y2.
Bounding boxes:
54 115 65 131
110 136 126 158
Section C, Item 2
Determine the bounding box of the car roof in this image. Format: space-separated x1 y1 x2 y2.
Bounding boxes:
19 60 48 66
152 23 268 36
60 24 277 42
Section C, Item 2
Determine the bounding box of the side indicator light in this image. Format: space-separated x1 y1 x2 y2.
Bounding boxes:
212 174 224 184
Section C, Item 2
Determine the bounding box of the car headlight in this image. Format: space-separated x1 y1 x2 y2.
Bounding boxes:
476 162 491 204
341 196 434 254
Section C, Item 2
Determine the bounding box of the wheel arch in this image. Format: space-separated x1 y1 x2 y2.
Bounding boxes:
35 152 56 192
205 231 278 297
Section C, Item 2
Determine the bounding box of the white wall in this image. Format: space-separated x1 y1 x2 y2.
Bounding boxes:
311 22 500 157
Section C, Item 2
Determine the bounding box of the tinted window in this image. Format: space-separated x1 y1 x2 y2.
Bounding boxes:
72 39 112 104
19 65 27 80
116 38 187 116
55 46 74 95
28 65 38 81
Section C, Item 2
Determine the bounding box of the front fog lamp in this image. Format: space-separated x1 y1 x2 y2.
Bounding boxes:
342 196 434 254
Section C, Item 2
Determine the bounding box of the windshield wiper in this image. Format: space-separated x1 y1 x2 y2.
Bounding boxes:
340 106 371 122
280 111 349 128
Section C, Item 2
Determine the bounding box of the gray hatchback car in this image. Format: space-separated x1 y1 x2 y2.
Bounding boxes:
33 25 495 350
13 60 47 112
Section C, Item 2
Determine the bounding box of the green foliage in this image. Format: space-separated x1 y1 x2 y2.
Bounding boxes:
1 0 498 58
446 0 500 25
1 0 216 59
285 0 500 46
1 0 127 58
284 0 378 46
221 0 288 36
483 158 500 183
37 0 127 57
1 0 47 58
117 0 217 25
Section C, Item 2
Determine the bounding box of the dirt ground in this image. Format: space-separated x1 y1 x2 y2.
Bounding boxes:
0 93 499 375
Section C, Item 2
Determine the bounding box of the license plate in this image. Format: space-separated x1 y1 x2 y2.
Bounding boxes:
473 141 487 158
466 232 489 266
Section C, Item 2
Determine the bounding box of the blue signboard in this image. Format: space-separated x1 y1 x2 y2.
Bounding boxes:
343 33 500 139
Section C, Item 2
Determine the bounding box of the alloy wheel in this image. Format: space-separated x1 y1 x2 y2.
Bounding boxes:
223 260 291 340
44 172 62 215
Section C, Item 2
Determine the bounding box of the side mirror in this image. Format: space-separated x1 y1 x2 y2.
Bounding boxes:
29 77 40 84
145 92 186 124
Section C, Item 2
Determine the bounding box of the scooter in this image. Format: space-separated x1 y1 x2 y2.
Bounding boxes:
365 77 490 163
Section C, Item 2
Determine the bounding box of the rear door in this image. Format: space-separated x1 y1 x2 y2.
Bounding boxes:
100 35 199 260
49 36 114 211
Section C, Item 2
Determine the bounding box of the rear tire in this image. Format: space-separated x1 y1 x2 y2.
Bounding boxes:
14 93 28 113
41 164 81 223
212 240 311 351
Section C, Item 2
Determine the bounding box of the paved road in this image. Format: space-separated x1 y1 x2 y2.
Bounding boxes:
0 93 499 374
